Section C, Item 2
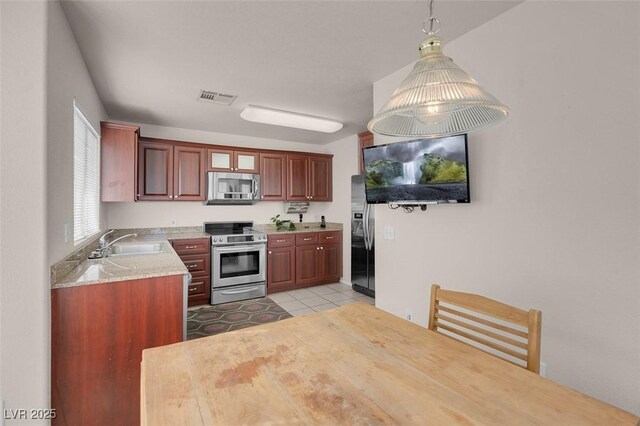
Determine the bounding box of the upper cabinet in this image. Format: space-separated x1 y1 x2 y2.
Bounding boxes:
207 148 259 173
138 141 205 201
286 154 332 202
100 122 140 202
174 145 206 201
100 122 332 204
259 152 287 201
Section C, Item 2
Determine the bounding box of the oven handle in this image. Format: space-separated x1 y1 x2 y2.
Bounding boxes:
219 286 260 295
214 245 264 252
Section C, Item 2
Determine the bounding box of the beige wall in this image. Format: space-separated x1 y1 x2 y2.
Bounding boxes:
372 1 640 414
47 0 108 264
106 124 359 281
1 0 49 419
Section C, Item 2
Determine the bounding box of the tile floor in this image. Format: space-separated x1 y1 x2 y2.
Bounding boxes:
268 282 375 317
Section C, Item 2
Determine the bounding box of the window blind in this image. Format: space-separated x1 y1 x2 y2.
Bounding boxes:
73 101 100 243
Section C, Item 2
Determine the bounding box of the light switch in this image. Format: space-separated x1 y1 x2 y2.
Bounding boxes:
384 226 395 240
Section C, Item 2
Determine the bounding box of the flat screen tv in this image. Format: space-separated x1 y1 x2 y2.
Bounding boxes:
363 134 470 204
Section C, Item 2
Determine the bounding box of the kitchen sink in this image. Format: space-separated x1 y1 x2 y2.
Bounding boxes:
108 242 166 257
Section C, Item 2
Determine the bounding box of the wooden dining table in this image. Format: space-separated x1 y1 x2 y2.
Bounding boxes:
141 302 639 425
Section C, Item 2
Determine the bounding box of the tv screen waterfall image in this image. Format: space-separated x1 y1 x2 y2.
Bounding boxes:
363 135 470 204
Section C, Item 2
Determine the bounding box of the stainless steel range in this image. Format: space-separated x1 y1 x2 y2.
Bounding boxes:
204 221 267 305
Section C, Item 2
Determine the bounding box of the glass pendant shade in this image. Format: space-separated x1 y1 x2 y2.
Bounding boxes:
368 35 509 137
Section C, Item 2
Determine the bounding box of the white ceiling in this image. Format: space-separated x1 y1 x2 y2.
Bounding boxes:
61 1 521 145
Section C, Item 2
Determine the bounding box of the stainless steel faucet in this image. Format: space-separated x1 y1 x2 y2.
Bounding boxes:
90 231 138 258
99 230 115 250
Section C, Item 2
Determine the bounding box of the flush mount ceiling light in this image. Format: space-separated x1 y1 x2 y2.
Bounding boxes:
240 105 343 133
368 0 509 138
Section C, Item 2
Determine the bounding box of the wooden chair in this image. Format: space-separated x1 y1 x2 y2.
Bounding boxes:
428 284 542 374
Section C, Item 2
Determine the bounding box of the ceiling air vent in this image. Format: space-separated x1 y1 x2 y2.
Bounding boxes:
197 90 237 106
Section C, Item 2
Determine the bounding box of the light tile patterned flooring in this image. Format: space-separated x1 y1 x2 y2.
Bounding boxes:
269 282 375 317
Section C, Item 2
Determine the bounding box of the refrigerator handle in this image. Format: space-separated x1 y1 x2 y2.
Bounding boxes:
363 203 370 250
366 204 373 249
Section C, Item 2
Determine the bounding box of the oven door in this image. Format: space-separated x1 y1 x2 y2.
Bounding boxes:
212 243 266 288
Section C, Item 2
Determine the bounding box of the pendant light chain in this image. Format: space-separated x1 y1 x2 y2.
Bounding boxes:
423 0 440 35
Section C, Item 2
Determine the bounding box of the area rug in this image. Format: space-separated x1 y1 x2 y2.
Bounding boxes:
187 297 292 340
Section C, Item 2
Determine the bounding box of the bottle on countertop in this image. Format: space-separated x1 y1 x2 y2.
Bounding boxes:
320 216 326 229
299 213 303 223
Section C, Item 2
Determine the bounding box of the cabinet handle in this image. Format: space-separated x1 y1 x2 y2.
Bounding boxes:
276 239 286 243
303 238 312 241
169 195 173 199
189 287 198 292
320 247 324 250
268 251 272 254
187 264 197 269
325 236 334 239
316 247 319 250
185 245 198 249
175 195 179 198
261 195 264 199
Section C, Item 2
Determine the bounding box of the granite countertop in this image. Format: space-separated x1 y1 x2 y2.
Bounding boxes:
52 239 187 289
253 222 343 235
51 227 211 290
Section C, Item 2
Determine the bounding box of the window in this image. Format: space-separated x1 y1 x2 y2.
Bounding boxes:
73 100 100 243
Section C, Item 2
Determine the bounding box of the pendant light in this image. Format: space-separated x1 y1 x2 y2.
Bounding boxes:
368 0 509 137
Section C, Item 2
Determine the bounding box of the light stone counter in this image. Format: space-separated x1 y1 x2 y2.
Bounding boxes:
52 239 187 289
51 227 211 289
253 222 343 235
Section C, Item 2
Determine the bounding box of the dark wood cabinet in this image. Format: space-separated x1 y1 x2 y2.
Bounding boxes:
259 152 287 201
286 154 309 201
309 156 332 201
174 145 206 201
101 121 333 204
286 154 332 201
138 141 174 201
295 244 321 286
138 141 205 201
267 246 296 292
51 275 184 426
358 131 374 175
100 122 139 202
268 231 342 293
207 148 259 173
319 243 341 282
171 238 211 307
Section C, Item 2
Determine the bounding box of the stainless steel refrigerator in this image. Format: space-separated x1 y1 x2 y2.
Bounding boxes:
351 175 375 297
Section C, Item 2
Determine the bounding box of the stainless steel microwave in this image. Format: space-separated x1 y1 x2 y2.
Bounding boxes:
205 172 260 205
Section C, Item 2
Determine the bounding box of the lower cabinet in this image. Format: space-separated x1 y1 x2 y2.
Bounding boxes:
51 275 184 426
171 238 211 306
267 231 342 293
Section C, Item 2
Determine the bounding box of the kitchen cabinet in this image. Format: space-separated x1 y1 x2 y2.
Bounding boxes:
171 238 211 306
100 122 139 202
286 154 332 201
207 148 259 173
174 145 206 201
138 141 205 201
259 152 287 201
267 231 342 293
51 274 184 426
358 131 374 175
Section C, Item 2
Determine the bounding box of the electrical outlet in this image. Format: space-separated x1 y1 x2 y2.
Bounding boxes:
540 362 547 377
405 311 412 321
384 226 395 240
170 219 177 226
